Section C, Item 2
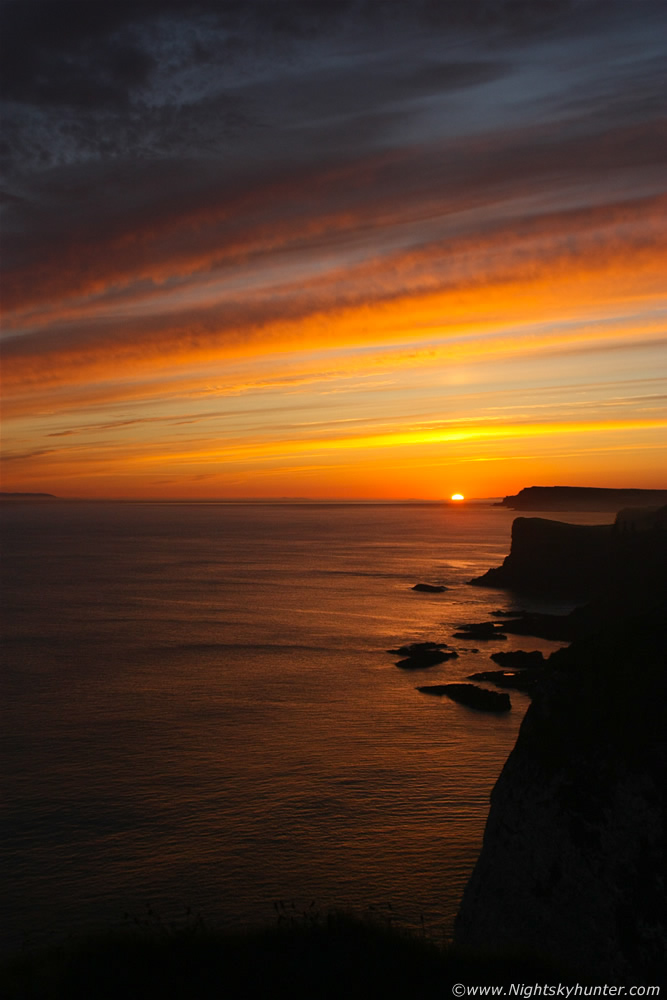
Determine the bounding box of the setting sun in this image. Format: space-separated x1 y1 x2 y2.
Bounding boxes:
1 0 665 506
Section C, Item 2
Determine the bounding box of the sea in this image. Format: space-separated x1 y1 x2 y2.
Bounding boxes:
0 500 613 955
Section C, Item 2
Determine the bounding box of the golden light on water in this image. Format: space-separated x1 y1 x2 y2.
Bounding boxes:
451 493 465 501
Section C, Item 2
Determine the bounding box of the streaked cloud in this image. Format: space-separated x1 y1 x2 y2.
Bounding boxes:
2 1 666 497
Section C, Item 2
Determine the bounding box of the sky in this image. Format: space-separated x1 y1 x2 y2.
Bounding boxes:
1 0 666 500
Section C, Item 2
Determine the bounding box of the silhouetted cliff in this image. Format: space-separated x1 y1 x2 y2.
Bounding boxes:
470 517 612 596
455 508 667 982
497 486 667 511
454 611 667 981
471 505 667 598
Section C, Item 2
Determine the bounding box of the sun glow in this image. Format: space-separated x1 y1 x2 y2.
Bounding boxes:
451 493 465 501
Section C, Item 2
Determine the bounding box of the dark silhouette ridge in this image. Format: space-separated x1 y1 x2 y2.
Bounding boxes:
496 485 667 511
0 491 57 499
470 517 612 596
455 506 667 981
470 504 667 599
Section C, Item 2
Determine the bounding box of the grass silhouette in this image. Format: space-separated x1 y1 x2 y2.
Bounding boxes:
1 905 572 999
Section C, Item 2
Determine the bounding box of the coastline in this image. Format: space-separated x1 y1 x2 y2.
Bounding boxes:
454 505 667 981
2 500 664 986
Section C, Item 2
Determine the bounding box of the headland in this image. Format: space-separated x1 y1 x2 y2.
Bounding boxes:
496 485 667 511
455 503 667 981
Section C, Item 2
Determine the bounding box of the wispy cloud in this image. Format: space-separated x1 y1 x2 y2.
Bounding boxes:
2 1 666 497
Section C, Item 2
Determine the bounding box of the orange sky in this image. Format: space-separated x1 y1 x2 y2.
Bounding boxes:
2 3 666 499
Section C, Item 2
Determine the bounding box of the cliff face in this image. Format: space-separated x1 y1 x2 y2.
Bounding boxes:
471 505 667 598
470 517 612 596
455 511 667 981
454 615 667 981
497 486 667 511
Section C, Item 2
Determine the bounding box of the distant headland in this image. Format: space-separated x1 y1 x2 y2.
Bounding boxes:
0 492 58 500
496 485 667 511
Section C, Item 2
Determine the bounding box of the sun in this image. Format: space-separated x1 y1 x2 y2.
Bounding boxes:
451 493 465 501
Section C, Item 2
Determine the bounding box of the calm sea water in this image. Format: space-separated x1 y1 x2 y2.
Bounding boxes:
0 501 611 953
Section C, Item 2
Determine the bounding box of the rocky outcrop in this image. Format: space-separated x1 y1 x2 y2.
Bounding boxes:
395 650 457 669
386 641 458 670
496 486 667 511
388 641 449 657
412 583 447 592
417 683 511 712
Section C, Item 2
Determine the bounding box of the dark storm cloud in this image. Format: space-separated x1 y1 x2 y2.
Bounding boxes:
2 0 665 188
556 51 667 130
0 0 157 110
0 1 650 116
0 1 510 162
2 0 666 350
0 0 624 116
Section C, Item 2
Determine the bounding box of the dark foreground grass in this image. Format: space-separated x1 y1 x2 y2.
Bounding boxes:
1 910 571 999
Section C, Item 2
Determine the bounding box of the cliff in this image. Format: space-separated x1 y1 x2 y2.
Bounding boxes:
470 517 612 596
454 611 667 981
497 486 667 511
471 505 667 598
455 509 667 981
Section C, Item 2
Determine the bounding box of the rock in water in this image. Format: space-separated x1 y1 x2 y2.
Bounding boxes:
417 683 511 712
388 641 449 656
452 623 507 641
466 670 538 694
395 650 457 669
